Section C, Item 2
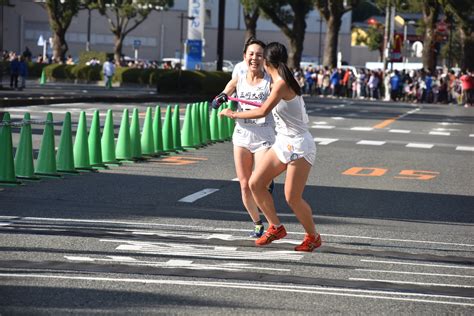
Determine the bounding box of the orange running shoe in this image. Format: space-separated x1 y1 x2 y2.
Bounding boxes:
255 224 287 246
294 233 322 252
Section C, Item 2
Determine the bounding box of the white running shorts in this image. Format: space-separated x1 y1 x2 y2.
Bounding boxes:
272 132 316 165
232 125 275 153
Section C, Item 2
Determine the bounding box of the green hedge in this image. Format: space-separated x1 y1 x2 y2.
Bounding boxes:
10 62 230 95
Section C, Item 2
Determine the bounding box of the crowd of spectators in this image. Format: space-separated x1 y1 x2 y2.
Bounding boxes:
294 65 474 108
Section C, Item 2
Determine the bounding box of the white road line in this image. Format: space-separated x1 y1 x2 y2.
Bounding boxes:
349 278 474 289
429 131 450 136
64 256 290 272
406 143 434 149
389 129 411 133
351 127 374 131
469 134 474 137
178 188 219 203
456 146 474 152
331 117 345 120
7 216 474 248
322 233 474 248
314 138 338 145
357 140 386 146
313 121 328 125
1 274 473 306
361 259 474 270
312 125 335 129
439 122 461 126
356 269 474 279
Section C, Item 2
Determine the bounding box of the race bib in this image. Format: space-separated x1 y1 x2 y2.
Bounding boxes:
240 103 266 125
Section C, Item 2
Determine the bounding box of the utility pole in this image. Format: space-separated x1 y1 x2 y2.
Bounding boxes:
318 16 323 65
216 0 225 71
86 7 91 51
382 0 392 73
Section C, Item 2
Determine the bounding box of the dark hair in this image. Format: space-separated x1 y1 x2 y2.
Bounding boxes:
263 42 301 95
243 36 266 54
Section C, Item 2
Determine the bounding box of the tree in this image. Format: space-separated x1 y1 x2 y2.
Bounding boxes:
314 0 360 68
421 0 441 72
241 0 260 42
40 0 81 63
96 0 174 63
366 24 385 61
256 0 314 70
441 0 474 70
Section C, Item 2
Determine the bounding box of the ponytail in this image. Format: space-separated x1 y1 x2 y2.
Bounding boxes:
277 62 301 96
264 42 301 96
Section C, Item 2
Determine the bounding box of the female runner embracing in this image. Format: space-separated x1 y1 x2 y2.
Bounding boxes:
212 37 275 238
219 42 321 252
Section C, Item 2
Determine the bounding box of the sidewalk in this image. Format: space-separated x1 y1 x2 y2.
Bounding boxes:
0 80 214 107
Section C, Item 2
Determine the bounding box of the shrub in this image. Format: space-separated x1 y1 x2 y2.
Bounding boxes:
74 64 102 82
28 62 48 78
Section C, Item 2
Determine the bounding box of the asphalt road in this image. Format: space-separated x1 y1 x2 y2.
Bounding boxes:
0 97 473 315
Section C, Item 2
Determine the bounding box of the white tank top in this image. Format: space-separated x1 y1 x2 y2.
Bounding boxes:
236 72 274 127
272 95 309 136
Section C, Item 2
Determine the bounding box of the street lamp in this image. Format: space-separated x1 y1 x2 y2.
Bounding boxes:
178 12 195 68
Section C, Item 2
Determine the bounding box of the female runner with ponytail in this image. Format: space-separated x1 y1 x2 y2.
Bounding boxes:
219 42 321 252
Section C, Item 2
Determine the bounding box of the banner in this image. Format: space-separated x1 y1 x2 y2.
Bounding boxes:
185 39 202 70
188 0 205 40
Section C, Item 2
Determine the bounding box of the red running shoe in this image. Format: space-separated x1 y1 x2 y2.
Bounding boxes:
294 233 322 252
255 224 287 246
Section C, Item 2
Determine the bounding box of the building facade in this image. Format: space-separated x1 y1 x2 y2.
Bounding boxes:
2 0 353 66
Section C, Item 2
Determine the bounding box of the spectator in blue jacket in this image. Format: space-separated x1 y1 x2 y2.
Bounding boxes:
390 70 401 101
10 54 19 89
330 68 340 97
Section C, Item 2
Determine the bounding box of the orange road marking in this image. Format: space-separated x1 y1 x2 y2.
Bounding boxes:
342 167 387 177
394 170 439 180
156 156 207 165
373 117 397 129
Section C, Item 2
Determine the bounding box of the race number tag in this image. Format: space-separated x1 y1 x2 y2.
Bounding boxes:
240 103 266 124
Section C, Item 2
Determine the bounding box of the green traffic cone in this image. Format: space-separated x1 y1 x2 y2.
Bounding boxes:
172 104 184 151
115 108 133 162
227 102 235 138
15 113 40 180
74 111 94 171
180 104 195 149
162 105 174 152
56 112 79 174
130 108 143 160
101 109 121 166
141 107 155 156
200 102 209 145
35 112 61 177
191 103 202 147
218 104 229 141
210 108 220 142
39 68 46 85
88 110 107 169
204 101 211 144
197 102 206 146
153 105 164 155
0 113 22 186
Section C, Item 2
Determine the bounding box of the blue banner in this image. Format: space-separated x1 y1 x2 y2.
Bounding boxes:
185 39 202 70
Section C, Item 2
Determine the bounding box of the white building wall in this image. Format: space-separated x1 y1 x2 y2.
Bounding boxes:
3 0 353 65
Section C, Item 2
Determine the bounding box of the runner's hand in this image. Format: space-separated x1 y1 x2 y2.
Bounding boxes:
211 93 228 109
